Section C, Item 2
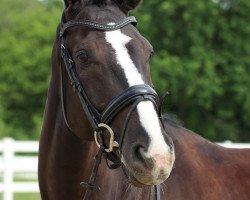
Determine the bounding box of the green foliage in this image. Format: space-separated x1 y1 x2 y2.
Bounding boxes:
0 0 249 141
134 0 250 141
0 0 62 139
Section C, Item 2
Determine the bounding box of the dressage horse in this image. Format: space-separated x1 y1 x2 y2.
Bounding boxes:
38 0 250 199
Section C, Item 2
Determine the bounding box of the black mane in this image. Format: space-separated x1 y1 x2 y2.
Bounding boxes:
162 113 183 128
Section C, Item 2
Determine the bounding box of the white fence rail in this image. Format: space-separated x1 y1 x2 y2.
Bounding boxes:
0 138 250 200
0 138 39 200
217 140 250 149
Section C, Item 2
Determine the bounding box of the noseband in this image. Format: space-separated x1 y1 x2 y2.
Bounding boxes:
60 13 161 200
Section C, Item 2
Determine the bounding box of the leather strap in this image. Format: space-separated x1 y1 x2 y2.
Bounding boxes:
81 146 105 200
60 16 137 37
60 62 73 132
101 84 159 124
61 38 101 130
155 185 161 200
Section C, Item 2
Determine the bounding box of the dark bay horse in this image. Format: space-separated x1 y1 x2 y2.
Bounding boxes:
38 0 250 199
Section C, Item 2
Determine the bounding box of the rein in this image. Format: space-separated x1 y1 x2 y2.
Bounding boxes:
59 12 161 200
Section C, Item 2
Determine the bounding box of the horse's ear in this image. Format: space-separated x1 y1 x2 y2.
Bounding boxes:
117 0 142 14
64 0 77 8
63 0 88 18
63 0 87 9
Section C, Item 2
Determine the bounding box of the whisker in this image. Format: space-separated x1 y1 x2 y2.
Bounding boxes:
124 183 132 197
160 182 167 197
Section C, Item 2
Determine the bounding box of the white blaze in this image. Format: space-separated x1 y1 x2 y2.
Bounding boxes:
105 29 170 157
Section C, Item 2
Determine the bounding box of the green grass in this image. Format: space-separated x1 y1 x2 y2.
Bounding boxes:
14 193 41 200
0 193 40 200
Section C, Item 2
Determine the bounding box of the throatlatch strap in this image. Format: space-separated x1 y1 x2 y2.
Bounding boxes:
60 63 73 132
61 39 101 130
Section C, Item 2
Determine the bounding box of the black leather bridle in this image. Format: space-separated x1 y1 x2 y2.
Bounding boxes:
59 12 161 200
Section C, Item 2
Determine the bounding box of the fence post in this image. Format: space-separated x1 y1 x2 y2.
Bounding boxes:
2 138 14 200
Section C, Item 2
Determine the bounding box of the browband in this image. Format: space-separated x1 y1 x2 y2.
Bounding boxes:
60 16 137 37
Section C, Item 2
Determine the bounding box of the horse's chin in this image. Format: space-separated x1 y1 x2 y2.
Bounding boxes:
120 164 147 187
121 161 171 188
127 173 149 188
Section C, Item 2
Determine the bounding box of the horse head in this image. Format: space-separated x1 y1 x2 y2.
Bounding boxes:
58 0 175 187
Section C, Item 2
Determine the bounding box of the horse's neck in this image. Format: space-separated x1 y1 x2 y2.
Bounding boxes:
162 123 250 200
40 74 94 198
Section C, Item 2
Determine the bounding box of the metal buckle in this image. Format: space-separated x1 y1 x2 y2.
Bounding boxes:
94 123 119 152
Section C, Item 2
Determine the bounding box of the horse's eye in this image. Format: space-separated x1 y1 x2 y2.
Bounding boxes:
150 50 155 58
147 50 155 62
75 50 89 63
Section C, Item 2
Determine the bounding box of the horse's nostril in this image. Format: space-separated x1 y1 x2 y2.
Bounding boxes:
135 147 154 170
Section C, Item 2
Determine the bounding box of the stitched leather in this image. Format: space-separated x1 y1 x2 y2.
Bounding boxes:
60 16 137 37
101 84 159 124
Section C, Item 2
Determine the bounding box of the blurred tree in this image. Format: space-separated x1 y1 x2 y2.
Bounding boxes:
134 0 250 141
0 0 249 142
0 0 62 139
